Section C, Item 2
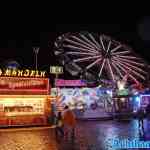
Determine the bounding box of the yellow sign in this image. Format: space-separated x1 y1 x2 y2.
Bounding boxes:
0 69 46 78
50 66 63 74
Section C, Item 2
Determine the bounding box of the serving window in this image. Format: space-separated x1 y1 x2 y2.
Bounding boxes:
0 96 46 116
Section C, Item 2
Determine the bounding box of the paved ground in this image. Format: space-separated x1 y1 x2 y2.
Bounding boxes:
0 119 150 150
0 127 58 150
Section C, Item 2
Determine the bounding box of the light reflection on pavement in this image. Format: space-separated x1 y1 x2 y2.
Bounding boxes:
0 119 150 150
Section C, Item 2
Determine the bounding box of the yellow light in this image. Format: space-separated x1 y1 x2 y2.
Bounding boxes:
18 70 23 76
4 69 11 76
40 71 46 77
117 80 125 90
24 69 30 77
0 69 2 76
30 70 35 77
35 70 40 77
12 70 17 76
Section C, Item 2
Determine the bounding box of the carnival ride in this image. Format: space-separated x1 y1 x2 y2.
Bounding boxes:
54 32 148 84
53 32 149 118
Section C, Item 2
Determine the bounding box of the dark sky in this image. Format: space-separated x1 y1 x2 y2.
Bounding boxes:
0 16 150 75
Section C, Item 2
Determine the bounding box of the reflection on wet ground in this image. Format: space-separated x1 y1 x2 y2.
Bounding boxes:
0 119 150 150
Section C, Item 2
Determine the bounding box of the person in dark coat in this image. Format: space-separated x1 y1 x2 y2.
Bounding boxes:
55 111 64 138
137 107 145 131
62 105 77 141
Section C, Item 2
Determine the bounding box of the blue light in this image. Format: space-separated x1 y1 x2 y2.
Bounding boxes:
133 96 141 107
135 96 140 102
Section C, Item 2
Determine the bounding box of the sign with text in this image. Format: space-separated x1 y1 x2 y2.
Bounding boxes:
0 69 46 78
0 77 50 95
50 66 63 74
55 79 87 87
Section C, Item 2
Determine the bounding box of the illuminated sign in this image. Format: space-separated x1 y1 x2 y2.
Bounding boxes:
140 95 150 107
50 66 63 74
0 69 46 78
0 77 49 95
55 79 87 87
117 89 129 96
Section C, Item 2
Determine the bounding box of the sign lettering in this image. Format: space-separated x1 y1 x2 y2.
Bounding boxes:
0 77 49 95
50 66 63 74
0 69 46 78
55 79 87 87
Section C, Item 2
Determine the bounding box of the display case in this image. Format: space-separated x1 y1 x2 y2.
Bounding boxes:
0 95 50 126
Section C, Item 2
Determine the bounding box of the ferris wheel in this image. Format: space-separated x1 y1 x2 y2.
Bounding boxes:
54 32 147 84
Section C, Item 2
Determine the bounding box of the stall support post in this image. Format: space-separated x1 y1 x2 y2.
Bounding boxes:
51 73 59 124
55 74 58 96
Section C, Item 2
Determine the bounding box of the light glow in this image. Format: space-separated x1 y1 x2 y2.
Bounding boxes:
0 95 47 116
0 77 49 94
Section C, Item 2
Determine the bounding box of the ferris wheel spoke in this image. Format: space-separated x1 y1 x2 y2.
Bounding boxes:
65 38 98 53
112 50 130 55
64 44 98 54
66 51 96 56
73 55 101 63
112 60 139 83
116 55 141 60
98 59 106 77
116 60 145 80
128 75 139 84
86 58 102 70
107 59 115 81
115 59 145 80
88 33 102 49
113 57 146 74
113 56 145 66
111 63 124 79
107 41 111 53
100 36 106 51
80 34 100 50
71 35 96 49
111 45 122 53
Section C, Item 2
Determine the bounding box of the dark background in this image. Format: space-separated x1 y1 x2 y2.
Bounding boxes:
0 16 150 80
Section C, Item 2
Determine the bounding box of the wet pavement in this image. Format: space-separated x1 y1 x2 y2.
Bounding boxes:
0 119 150 150
0 127 58 150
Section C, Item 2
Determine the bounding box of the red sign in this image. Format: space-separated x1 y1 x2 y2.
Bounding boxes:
0 77 50 95
55 79 87 87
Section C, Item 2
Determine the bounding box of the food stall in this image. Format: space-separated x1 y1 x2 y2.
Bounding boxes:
0 69 51 126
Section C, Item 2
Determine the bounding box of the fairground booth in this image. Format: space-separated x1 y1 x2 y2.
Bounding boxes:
52 79 113 119
0 69 52 126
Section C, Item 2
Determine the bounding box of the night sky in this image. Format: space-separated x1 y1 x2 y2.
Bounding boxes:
0 16 150 81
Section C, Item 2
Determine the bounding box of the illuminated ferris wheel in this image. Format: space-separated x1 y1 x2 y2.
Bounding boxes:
54 32 147 84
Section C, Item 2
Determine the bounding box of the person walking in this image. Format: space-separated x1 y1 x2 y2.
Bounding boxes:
62 105 77 141
55 111 64 139
137 107 145 131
